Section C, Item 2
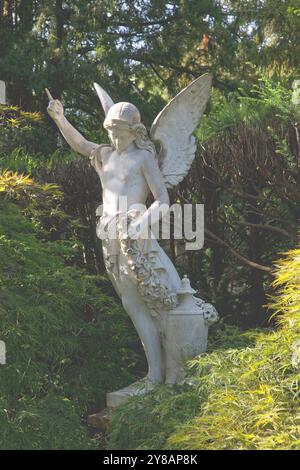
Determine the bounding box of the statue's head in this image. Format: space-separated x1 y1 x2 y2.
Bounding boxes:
103 102 141 152
94 83 156 155
104 102 141 127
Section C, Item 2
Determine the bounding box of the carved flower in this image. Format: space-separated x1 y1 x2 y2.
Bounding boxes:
202 303 219 325
117 229 178 311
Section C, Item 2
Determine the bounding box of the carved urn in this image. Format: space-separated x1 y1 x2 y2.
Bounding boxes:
165 275 217 384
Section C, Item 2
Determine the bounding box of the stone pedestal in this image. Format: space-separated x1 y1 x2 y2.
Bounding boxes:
89 276 218 429
165 276 208 384
105 276 218 405
106 379 155 408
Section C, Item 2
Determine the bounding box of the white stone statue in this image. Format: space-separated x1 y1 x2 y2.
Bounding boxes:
46 74 218 402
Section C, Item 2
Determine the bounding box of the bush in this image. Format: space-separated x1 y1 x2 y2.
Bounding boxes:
107 244 300 450
0 176 144 449
0 105 57 156
175 77 300 326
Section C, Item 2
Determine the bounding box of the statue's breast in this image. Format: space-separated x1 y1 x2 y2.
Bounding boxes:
103 153 142 184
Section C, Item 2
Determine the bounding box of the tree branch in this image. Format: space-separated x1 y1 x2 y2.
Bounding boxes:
205 228 272 273
236 221 297 241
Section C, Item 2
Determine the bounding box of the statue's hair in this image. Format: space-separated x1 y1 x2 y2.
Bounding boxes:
131 123 156 157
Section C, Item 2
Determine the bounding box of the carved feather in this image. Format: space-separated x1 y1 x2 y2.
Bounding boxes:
94 82 114 116
150 73 212 188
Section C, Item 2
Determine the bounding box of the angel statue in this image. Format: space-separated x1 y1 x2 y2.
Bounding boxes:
46 74 218 396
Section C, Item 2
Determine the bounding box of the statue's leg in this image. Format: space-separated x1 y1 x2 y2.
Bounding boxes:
120 274 164 383
102 240 167 383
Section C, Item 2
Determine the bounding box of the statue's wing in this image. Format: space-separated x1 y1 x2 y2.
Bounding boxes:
150 73 212 188
94 83 114 115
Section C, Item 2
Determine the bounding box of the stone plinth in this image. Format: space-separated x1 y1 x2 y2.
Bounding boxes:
106 379 155 408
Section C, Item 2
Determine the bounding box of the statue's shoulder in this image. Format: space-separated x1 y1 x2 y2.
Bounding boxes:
91 143 112 159
89 144 112 171
99 144 113 157
136 147 155 162
137 148 158 171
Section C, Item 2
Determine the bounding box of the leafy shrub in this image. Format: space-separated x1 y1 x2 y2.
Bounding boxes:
0 168 85 248
0 169 61 207
107 326 258 450
0 193 144 449
107 245 300 450
178 76 300 325
0 105 57 156
0 106 103 274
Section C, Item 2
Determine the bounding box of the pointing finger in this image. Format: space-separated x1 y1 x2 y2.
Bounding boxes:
45 88 54 101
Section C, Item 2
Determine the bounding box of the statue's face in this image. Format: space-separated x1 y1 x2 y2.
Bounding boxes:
106 122 135 153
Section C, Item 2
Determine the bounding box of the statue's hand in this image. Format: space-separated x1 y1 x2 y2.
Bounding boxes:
47 99 64 121
45 88 64 121
127 219 149 240
127 221 141 240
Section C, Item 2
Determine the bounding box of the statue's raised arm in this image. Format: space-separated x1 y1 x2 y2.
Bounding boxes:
45 88 98 157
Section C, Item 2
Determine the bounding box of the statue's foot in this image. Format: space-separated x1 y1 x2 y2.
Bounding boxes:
137 375 160 391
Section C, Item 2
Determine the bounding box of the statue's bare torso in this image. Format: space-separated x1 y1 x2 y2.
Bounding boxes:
99 144 150 216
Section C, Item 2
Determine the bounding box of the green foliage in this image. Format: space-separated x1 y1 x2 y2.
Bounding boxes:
0 169 61 205
0 168 82 246
106 325 258 450
107 246 300 449
0 110 102 272
0 147 78 175
0 105 57 155
0 394 99 450
2 0 299 121
0 199 143 449
108 385 202 450
197 77 296 143
271 247 300 329
183 76 300 325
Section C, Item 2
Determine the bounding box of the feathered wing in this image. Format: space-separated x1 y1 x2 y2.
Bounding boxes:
94 82 114 115
150 73 212 188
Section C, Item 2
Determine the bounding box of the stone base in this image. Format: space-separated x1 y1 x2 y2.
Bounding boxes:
106 379 155 408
